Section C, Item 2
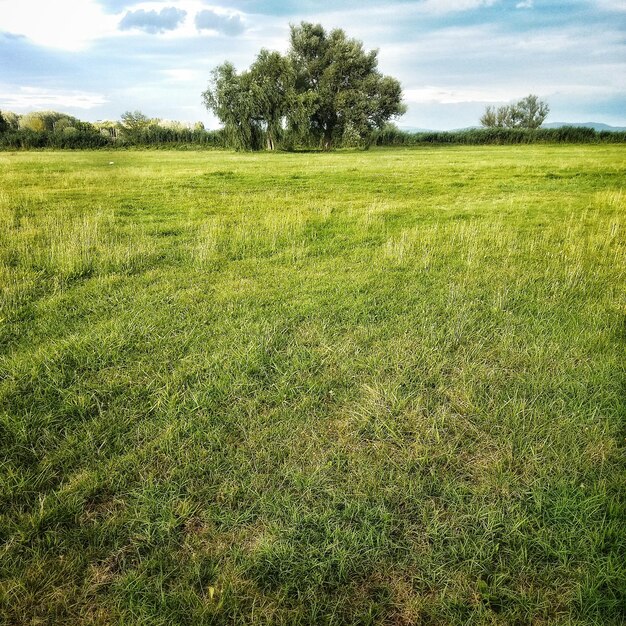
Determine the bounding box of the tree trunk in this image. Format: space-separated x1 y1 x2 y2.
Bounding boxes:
322 128 333 151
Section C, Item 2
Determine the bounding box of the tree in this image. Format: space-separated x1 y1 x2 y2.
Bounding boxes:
515 94 550 129
120 110 153 136
19 113 46 132
202 22 405 150
203 50 296 151
94 120 120 140
0 112 8 134
1 111 19 130
249 49 294 150
17 111 79 132
479 106 498 128
53 118 74 132
202 62 264 150
480 105 518 128
288 23 405 149
480 95 549 129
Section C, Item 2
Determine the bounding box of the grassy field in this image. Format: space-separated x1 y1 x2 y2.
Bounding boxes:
0 146 624 625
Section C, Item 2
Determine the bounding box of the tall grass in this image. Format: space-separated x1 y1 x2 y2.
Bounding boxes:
2 125 624 151
0 146 624 625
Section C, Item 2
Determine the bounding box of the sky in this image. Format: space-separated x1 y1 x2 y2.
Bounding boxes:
0 0 625 130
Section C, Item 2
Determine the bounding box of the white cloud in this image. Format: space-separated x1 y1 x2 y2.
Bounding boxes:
0 85 109 109
195 8 245 36
0 0 118 50
404 86 516 104
161 68 201 81
414 0 497 13
119 6 187 33
310 0 498 24
383 23 624 64
595 0 626 11
403 84 620 106
0 0 249 49
516 0 533 8
114 3 249 40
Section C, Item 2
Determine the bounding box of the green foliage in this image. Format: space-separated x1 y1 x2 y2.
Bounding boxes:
203 23 405 150
116 125 225 148
2 109 624 152
289 23 405 149
481 94 550 129
372 126 626 146
93 120 120 140
0 128 110 149
515 94 550 128
250 49 295 150
0 114 225 150
119 110 154 139
53 117 73 132
202 62 265 150
1 110 20 130
0 147 624 624
0 111 8 134
17 110 81 133
18 112 46 132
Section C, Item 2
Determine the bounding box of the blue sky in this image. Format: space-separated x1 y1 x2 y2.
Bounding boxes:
1 0 624 129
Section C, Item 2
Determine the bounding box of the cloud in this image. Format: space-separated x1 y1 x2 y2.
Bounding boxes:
404 86 515 104
119 7 187 34
516 0 533 7
95 0 143 13
0 85 109 110
96 0 168 13
195 9 245 36
411 0 497 14
0 31 26 40
161 68 201 82
225 0 497 17
595 0 626 11
0 0 118 50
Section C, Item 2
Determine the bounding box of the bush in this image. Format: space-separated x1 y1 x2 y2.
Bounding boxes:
2 121 623 151
116 126 225 148
0 127 226 150
0 129 109 150
373 127 626 147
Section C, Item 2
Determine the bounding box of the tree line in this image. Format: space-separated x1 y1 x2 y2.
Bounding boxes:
1 108 623 151
0 109 223 150
375 124 626 145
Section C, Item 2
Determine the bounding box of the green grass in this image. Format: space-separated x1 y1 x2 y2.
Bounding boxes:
0 146 624 625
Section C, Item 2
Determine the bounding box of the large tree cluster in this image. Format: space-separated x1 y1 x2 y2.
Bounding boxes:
0 110 101 138
480 94 549 130
202 22 406 150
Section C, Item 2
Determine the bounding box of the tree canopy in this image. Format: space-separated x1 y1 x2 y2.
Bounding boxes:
480 95 549 130
119 110 155 137
17 111 83 132
202 22 405 150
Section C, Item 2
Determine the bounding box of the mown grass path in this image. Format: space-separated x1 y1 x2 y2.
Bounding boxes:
1 146 624 624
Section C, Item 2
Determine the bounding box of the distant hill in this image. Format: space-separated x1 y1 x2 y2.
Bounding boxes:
397 126 436 133
399 123 626 133
542 122 626 132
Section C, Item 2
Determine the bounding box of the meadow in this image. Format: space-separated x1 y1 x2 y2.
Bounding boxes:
0 146 624 625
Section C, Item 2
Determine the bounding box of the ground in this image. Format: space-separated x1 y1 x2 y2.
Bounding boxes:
0 146 624 625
